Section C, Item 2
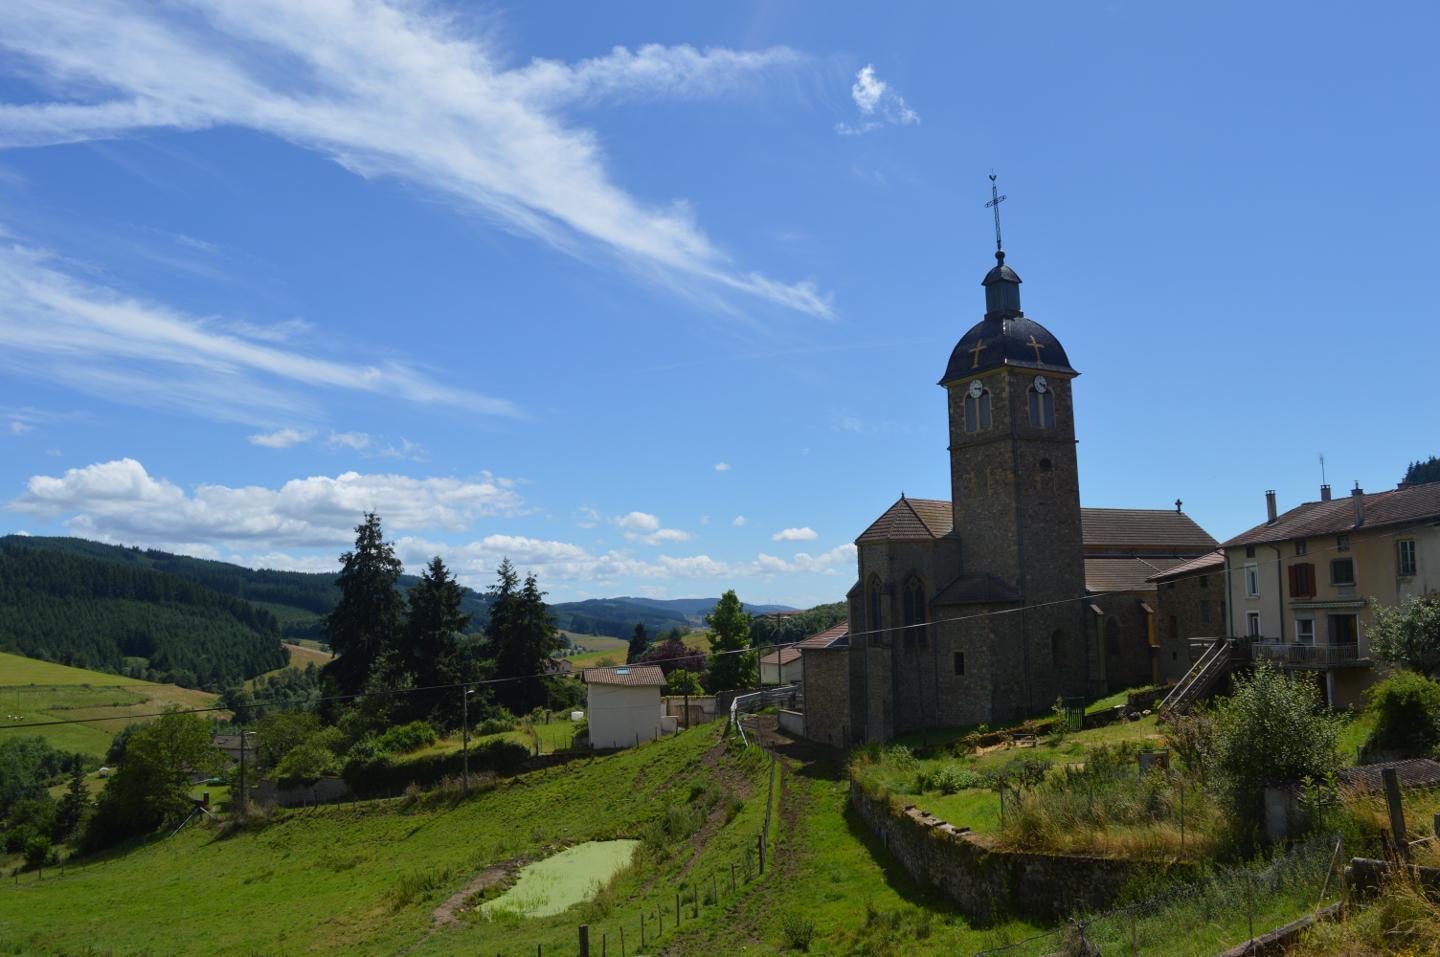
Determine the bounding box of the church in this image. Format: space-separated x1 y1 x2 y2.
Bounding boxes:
801 205 1220 745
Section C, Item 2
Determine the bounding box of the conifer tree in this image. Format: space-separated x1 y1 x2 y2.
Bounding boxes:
705 590 755 692
324 513 404 694
402 556 471 721
53 756 89 840
626 622 649 663
487 561 562 714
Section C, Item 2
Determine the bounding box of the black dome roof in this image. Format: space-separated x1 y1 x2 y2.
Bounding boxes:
940 314 1075 385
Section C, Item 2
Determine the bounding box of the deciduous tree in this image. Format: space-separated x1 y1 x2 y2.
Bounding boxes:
1368 596 1440 677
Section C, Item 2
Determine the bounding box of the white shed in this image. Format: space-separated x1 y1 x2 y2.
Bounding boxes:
759 646 803 686
583 665 671 749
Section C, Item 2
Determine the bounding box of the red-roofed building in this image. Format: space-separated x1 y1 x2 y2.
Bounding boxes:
582 665 674 748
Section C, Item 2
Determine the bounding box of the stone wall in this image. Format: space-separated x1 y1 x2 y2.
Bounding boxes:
801 645 849 747
1154 572 1225 684
849 780 1194 923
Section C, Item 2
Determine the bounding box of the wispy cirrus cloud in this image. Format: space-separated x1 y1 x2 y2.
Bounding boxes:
0 1 829 318
0 241 515 424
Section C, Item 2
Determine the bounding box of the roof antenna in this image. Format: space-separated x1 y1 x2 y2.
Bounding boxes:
1319 453 1327 487
985 172 1007 260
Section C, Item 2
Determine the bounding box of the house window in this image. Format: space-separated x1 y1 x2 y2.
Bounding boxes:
1330 558 1355 586
1200 599 1212 624
1050 630 1065 668
1199 575 1209 588
901 575 928 647
1336 534 1350 552
1399 540 1417 577
1246 611 1262 637
1245 545 1256 558
1295 540 1308 556
953 651 966 676
964 389 992 433
1295 618 1315 645
1244 563 1260 598
1288 563 1316 598
1328 614 1358 645
1028 387 1054 428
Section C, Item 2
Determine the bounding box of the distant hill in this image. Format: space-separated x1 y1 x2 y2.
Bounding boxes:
548 596 796 640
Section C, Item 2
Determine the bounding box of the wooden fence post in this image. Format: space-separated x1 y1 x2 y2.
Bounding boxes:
578 924 589 957
1383 768 1410 861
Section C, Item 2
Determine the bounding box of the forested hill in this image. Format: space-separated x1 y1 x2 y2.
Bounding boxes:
551 596 797 638
0 541 288 689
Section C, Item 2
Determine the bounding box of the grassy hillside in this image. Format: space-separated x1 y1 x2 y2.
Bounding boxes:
0 651 216 759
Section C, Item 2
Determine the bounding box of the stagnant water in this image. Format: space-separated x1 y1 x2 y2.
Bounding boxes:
480 840 640 919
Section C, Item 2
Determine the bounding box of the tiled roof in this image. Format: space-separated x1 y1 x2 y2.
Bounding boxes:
1222 483 1440 548
760 647 803 666
583 665 666 687
798 621 849 650
1147 549 1225 583
1338 758 1440 793
932 572 1022 605
856 497 953 543
1085 556 1183 593
1080 508 1219 551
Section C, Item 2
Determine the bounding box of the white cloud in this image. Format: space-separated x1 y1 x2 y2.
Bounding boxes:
8 419 30 435
732 515 747 527
327 431 372 451
836 64 919 135
9 458 523 549
615 511 661 532
0 242 517 424
772 526 818 542
574 506 601 529
248 427 314 449
0 3 829 318
714 462 731 471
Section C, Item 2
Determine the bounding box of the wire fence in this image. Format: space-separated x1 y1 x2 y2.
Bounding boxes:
974 834 1343 957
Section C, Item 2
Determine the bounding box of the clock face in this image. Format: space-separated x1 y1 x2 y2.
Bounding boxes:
968 379 984 399
1033 375 1049 394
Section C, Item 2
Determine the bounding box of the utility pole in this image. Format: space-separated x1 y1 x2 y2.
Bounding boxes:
462 685 473 795
238 726 248 815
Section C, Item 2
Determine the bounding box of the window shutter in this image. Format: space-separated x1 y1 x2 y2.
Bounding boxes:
1288 565 1299 597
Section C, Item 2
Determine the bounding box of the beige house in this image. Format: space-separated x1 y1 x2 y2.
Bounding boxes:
759 646 804 685
582 665 674 749
1221 481 1440 709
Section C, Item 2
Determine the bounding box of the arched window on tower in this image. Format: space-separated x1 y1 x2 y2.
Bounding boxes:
1028 386 1054 428
964 388 992 433
901 574 928 647
866 576 883 642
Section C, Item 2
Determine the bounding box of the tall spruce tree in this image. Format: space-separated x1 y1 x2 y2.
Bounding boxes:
705 590 755 692
627 622 650 663
324 513 404 694
486 561 562 714
402 556 471 721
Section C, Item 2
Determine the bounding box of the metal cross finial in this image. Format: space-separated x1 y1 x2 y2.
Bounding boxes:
985 173 1007 253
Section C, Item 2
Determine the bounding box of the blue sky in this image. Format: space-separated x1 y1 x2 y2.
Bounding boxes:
0 1 1436 606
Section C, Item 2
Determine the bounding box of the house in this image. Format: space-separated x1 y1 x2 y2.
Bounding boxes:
1147 549 1227 684
1220 481 1440 709
582 664 674 749
796 622 850 746
210 731 257 764
759 646 803 685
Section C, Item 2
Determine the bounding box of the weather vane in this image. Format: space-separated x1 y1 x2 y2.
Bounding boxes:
985 172 1007 254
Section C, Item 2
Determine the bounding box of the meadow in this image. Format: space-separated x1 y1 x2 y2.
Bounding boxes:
0 651 216 759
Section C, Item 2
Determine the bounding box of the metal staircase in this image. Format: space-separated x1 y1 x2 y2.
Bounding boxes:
1158 637 1238 714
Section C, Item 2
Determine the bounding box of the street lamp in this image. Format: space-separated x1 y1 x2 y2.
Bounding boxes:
462 686 477 795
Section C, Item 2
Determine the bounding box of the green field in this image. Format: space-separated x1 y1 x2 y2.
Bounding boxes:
0 651 217 758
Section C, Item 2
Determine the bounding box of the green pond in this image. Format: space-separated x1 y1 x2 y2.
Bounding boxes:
481 840 639 919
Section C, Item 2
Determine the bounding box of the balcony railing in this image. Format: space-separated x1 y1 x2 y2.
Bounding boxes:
1250 642 1361 667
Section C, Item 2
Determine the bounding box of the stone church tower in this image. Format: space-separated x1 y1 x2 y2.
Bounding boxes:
843 244 1092 742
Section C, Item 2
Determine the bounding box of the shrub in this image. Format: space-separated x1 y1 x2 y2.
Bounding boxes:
1363 670 1440 758
23 834 53 870
917 764 985 795
472 711 518 736
780 911 817 951
1214 663 1342 824
1161 707 1218 784
274 742 340 789
375 720 438 755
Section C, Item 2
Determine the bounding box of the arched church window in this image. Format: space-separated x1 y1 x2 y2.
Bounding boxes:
1104 616 1121 656
1028 387 1054 428
964 389 992 433
1050 630 1065 668
866 576 883 639
901 574 928 647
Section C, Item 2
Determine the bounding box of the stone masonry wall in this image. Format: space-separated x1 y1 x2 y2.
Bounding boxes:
849 780 1195 923
801 646 849 747
1154 573 1226 684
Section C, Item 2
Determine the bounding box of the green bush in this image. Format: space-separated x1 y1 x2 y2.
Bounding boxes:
374 720 438 755
274 742 341 789
23 834 53 869
1363 670 1440 757
916 764 985 795
1214 663 1342 824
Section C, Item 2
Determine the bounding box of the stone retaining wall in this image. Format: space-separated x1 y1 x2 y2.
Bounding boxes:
849 780 1195 922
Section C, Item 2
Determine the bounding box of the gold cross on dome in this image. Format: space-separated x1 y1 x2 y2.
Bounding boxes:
969 338 987 369
1025 334 1045 363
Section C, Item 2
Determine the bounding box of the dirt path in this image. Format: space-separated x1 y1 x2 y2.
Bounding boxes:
429 861 515 927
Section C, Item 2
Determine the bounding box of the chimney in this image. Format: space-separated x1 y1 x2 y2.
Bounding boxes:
1320 483 1332 502
1265 490 1278 524
1351 483 1365 527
